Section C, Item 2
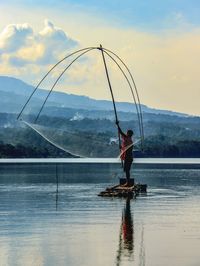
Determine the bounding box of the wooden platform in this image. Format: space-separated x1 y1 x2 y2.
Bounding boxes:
98 183 147 198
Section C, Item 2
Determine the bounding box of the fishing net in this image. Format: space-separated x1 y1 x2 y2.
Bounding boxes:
18 47 144 158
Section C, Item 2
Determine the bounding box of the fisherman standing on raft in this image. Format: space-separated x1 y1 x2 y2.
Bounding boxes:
116 122 134 187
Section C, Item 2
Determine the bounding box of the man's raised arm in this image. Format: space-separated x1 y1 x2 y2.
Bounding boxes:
116 121 126 137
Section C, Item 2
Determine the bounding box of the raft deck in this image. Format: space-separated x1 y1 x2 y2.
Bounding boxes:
98 180 147 198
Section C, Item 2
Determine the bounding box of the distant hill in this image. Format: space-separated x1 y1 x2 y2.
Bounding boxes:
0 75 189 117
0 76 200 158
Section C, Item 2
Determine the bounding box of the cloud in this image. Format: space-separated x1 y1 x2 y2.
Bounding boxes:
37 19 78 64
0 18 200 115
0 20 78 67
0 23 33 53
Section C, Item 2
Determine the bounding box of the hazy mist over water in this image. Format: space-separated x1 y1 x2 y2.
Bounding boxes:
0 163 200 266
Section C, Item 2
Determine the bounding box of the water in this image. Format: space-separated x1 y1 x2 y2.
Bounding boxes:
0 163 200 266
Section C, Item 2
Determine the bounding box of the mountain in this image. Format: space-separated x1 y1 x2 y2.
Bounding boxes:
0 76 200 158
0 75 189 117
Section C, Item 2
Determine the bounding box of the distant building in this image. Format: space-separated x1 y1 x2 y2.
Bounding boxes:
70 112 84 121
109 137 118 145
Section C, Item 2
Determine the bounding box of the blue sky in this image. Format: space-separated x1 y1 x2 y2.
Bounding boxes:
0 0 200 115
3 0 200 30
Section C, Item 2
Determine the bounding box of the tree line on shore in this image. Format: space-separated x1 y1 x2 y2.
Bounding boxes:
0 113 200 158
1 137 200 158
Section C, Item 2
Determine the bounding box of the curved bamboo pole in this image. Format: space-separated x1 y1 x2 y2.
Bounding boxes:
103 50 143 149
103 48 144 150
17 47 98 120
34 47 96 122
18 45 145 155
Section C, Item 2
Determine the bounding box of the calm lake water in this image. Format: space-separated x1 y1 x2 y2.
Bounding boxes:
0 163 200 266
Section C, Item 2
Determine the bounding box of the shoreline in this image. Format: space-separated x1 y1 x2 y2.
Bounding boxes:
0 158 200 163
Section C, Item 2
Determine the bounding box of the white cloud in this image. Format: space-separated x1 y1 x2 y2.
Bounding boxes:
0 23 33 53
0 20 78 67
37 19 78 64
0 18 200 115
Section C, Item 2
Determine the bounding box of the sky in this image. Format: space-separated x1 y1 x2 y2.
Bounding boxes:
0 0 200 115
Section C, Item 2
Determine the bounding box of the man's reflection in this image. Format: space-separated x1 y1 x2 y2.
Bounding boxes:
116 197 134 265
122 197 134 252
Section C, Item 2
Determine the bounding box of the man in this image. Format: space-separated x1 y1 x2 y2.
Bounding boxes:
116 122 134 186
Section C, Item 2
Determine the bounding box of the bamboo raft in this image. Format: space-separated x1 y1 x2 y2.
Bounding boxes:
98 178 147 198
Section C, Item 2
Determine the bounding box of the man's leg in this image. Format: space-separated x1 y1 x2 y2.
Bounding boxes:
125 160 134 186
125 168 130 183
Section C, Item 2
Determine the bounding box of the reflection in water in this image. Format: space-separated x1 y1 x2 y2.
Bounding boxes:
1 166 199 266
139 225 145 266
116 197 134 265
116 198 146 266
55 164 59 210
122 198 134 253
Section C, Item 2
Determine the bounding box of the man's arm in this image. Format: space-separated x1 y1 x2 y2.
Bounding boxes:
116 122 126 137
